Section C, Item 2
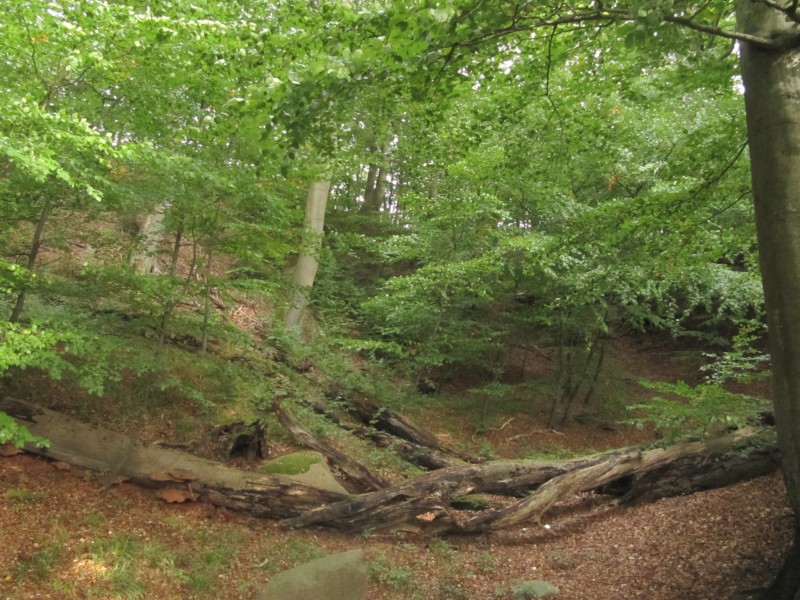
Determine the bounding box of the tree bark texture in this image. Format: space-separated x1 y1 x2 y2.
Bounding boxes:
302 399 463 469
284 180 330 329
737 4 800 597
287 429 778 533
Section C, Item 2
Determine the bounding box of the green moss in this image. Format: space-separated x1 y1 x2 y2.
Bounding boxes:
450 495 491 510
258 451 322 475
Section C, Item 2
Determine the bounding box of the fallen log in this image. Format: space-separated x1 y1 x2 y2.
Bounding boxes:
615 431 782 503
457 429 780 532
286 429 779 533
210 420 267 461
1 397 779 534
358 429 464 470
347 392 472 462
301 399 463 470
273 399 390 492
0 397 347 518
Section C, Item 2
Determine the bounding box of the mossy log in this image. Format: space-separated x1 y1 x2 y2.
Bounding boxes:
0 397 347 517
273 399 391 492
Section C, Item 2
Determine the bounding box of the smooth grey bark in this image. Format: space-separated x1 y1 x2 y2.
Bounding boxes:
130 205 168 275
737 3 800 598
284 180 330 329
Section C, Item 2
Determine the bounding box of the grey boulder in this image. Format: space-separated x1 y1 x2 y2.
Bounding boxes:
256 549 367 600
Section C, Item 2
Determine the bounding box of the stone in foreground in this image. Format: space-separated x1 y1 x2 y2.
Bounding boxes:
512 579 560 599
256 549 367 600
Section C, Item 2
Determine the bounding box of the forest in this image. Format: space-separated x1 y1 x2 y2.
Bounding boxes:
1 1 800 599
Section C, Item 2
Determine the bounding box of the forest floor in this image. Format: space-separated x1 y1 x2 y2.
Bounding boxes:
0 340 795 600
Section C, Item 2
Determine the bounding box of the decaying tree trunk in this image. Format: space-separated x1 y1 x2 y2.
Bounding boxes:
2 397 779 535
347 392 472 462
287 429 779 533
0 397 347 517
456 431 779 533
274 399 390 492
302 398 463 470
211 420 267 462
358 429 463 470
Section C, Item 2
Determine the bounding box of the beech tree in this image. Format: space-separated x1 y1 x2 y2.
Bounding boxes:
736 3 800 596
284 179 332 329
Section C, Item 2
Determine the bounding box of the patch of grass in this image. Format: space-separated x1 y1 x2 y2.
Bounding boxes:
81 512 105 528
474 550 499 574
87 534 148 598
197 526 242 568
478 439 498 460
281 538 326 565
6 487 48 505
86 529 242 598
368 557 418 592
51 580 79 596
367 447 424 478
92 533 141 559
428 539 454 558
174 415 204 440
107 562 146 599
170 526 244 595
17 542 65 582
523 444 587 461
546 549 573 569
511 579 560 599
257 538 327 575
185 569 214 593
439 580 470 599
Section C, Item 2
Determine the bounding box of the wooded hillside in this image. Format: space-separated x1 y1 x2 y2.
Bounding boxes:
3 1 800 598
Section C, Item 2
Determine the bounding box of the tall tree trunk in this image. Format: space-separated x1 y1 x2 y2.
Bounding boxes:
157 222 183 349
10 200 51 323
201 260 213 354
130 205 167 275
360 143 390 214
737 3 800 598
284 180 330 329
362 162 379 211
